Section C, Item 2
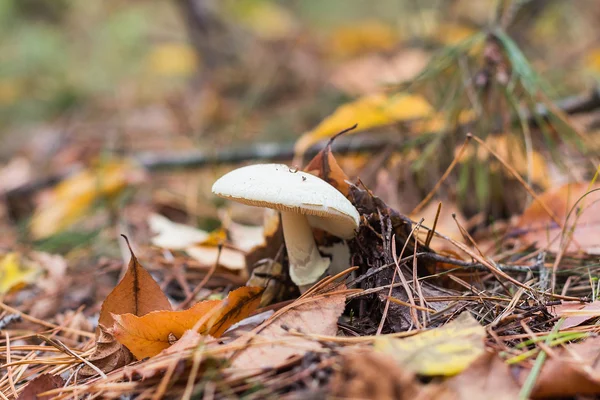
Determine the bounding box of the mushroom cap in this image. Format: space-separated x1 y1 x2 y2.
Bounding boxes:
212 164 359 239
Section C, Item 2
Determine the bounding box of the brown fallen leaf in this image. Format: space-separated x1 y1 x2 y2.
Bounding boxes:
81 325 133 376
522 335 600 398
513 183 600 254
17 374 65 400
98 236 172 329
330 349 421 400
230 289 346 371
421 351 521 400
113 286 263 359
304 130 351 196
550 301 600 329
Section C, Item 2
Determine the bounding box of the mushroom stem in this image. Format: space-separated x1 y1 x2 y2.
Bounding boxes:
280 211 330 286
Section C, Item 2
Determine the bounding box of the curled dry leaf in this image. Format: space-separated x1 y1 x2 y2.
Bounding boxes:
304 134 351 196
81 325 133 376
98 238 172 329
231 288 346 371
375 312 486 376
513 182 600 254
113 286 263 359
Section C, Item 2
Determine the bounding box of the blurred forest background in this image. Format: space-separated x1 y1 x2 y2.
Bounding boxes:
5 1 600 398
2 0 600 253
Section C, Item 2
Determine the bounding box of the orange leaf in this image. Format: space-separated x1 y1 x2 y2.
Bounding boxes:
113 286 263 359
98 237 172 329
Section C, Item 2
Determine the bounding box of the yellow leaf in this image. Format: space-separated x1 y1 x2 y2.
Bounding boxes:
294 93 433 157
0 253 40 295
113 286 263 359
375 312 485 376
147 43 199 78
30 160 135 240
328 21 399 59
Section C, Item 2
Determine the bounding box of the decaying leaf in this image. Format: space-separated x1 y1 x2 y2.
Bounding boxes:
375 312 485 376
231 289 346 371
81 325 133 376
294 93 434 157
17 374 65 400
329 350 421 400
113 286 263 359
98 238 172 329
520 335 600 398
30 160 140 240
0 252 40 295
513 182 600 254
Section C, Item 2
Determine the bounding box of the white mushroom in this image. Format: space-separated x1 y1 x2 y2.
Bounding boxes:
212 164 360 287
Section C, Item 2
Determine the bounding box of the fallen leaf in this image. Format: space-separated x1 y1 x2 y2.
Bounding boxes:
410 201 466 252
520 335 600 398
186 245 247 271
149 213 209 249
225 220 265 252
17 374 65 400
428 351 521 400
149 214 245 271
375 312 485 376
81 325 133 376
330 350 421 400
294 93 433 157
147 43 199 77
98 238 172 329
231 289 346 370
304 131 351 196
0 252 40 295
513 183 600 254
327 20 399 59
550 301 600 329
113 286 263 359
30 160 139 239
